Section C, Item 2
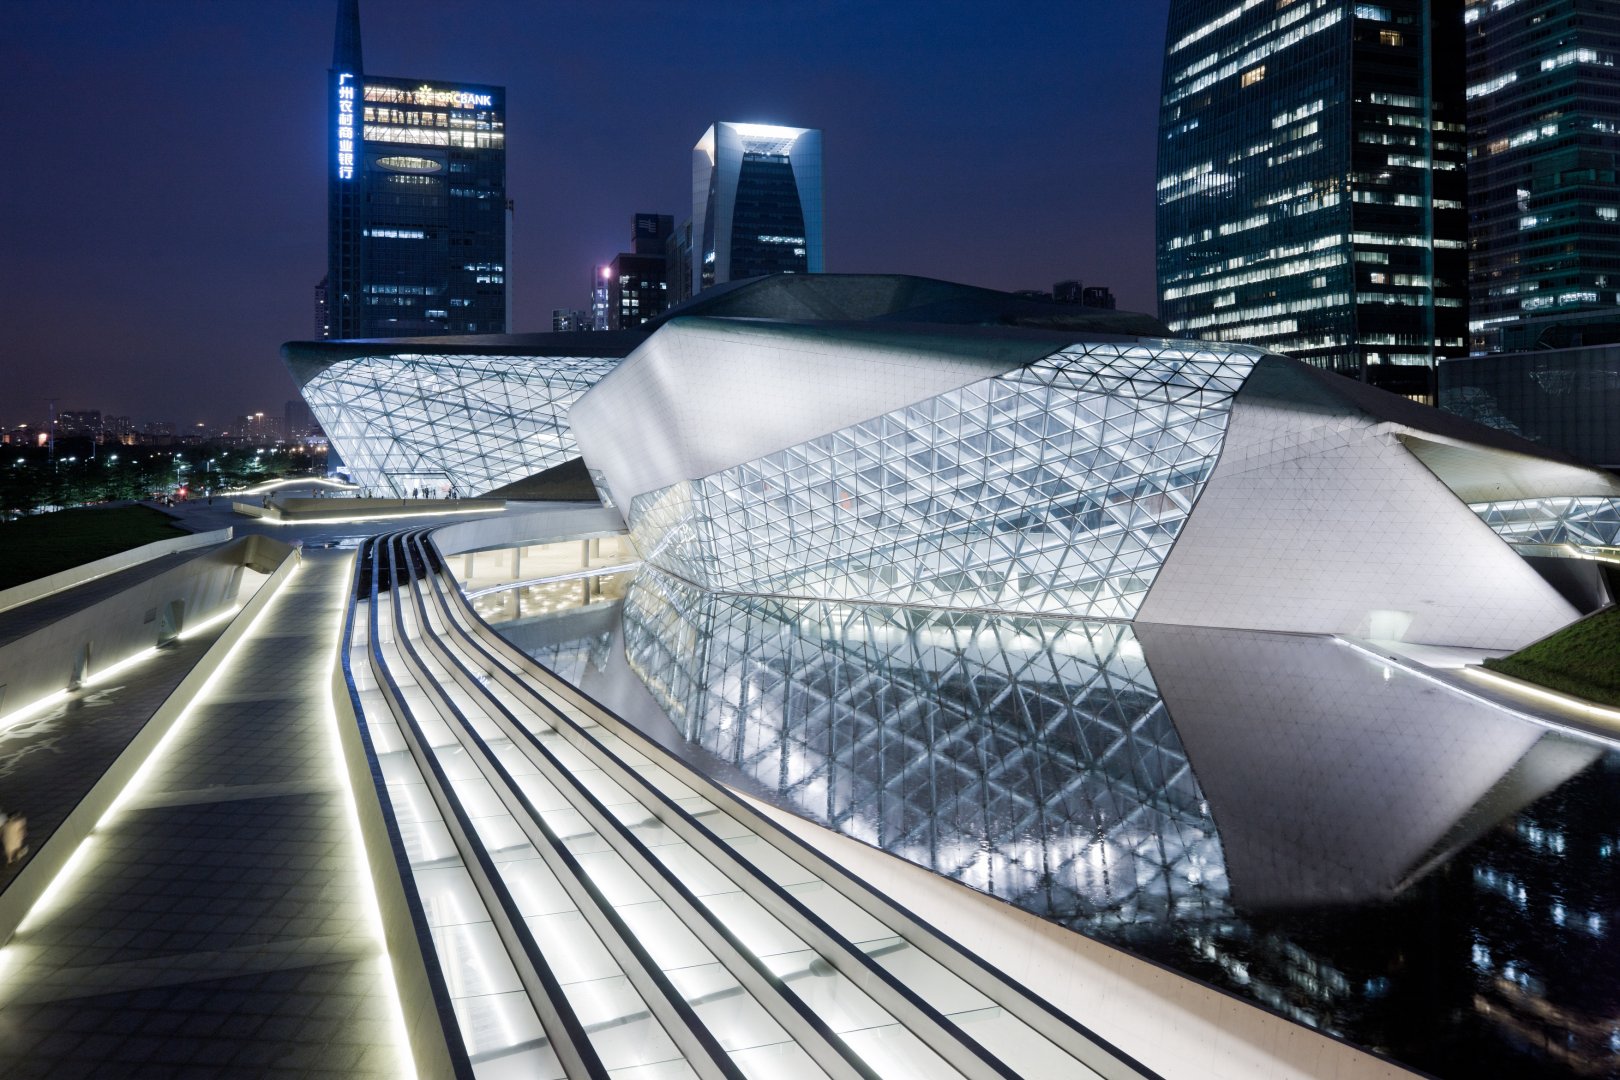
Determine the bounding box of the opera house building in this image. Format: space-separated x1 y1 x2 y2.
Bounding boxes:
274 275 1620 1078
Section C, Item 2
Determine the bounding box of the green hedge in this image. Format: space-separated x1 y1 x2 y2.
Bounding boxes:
1483 606 1620 708
0 505 189 590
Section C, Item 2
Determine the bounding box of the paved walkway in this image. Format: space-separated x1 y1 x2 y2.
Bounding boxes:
0 552 406 1079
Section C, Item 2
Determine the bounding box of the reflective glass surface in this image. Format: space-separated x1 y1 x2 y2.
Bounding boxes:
1472 497 1620 549
630 341 1262 620
498 566 1620 1079
301 352 617 497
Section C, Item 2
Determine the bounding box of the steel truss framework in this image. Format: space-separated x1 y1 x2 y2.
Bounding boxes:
301 352 618 497
621 567 1230 931
1471 496 1620 549
628 341 1264 619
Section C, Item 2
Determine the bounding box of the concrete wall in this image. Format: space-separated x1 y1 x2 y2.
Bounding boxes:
0 535 276 719
0 527 232 617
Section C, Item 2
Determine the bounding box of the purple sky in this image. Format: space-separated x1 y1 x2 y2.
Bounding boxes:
0 0 1172 428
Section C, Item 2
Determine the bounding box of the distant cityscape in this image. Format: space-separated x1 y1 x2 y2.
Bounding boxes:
1 399 324 450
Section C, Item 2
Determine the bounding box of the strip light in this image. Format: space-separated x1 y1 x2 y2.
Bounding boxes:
0 604 245 736
241 476 360 495
1462 666 1620 729
1334 637 1620 750
251 506 503 527
100 569 299 831
322 556 418 1079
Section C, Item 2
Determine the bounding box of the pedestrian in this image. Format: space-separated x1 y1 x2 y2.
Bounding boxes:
1 809 27 866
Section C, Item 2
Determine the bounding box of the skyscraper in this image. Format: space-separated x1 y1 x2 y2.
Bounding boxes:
603 213 673 330
692 122 824 293
1465 0 1620 353
1156 1 1468 399
326 0 507 339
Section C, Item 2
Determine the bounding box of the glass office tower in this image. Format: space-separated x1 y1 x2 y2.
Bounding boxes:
1465 0 1620 353
1156 1 1468 399
692 122 824 292
326 0 507 339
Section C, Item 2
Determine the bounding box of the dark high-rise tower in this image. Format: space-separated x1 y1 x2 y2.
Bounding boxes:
692 123 824 293
1156 1 1468 399
1465 0 1620 353
325 0 507 339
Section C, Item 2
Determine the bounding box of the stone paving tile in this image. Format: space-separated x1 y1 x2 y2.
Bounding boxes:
0 553 403 1078
0 956 392 1080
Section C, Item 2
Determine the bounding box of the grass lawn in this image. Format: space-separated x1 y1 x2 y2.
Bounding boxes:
1484 606 1620 708
0 505 190 591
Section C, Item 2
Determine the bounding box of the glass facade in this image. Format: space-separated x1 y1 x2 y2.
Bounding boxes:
1157 0 1468 398
621 567 1230 931
628 341 1263 620
1471 496 1620 548
326 4 506 339
693 123 823 291
299 352 617 496
1466 0 1620 353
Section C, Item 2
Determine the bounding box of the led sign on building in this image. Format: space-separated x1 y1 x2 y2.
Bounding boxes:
335 73 356 180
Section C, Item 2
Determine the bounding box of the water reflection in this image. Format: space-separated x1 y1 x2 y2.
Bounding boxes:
497 564 1620 1077
622 567 1230 930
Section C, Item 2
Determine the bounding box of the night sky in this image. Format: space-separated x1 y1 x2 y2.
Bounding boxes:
1 0 1172 429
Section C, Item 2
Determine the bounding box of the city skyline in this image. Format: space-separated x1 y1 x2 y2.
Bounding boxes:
0 0 1172 427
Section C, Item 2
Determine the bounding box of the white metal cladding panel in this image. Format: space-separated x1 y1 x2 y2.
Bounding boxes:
628 341 1264 620
568 320 1027 513
301 352 618 497
1135 394 1580 649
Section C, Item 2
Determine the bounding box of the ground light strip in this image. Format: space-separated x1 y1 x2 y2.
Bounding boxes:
0 603 245 736
10 567 296 939
322 555 418 1079
253 505 504 526
1333 637 1620 750
1462 666 1620 729
241 476 359 495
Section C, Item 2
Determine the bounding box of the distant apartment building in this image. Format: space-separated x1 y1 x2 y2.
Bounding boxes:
56 410 101 438
604 214 674 330
666 217 694 305
551 308 594 332
692 122 824 292
325 0 507 338
284 398 317 442
1157 1 1468 399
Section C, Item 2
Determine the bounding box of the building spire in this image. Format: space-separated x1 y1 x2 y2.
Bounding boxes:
333 0 363 73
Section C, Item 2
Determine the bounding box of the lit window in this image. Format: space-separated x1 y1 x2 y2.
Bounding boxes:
1241 66 1266 88
1380 29 1403 46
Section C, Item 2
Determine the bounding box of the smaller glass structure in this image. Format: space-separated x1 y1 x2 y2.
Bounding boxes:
296 351 617 496
1471 497 1620 549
